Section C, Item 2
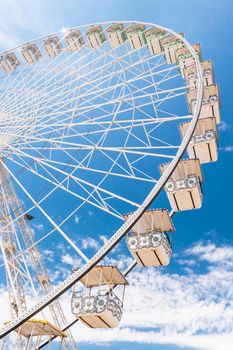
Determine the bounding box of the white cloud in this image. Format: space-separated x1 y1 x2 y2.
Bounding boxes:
43 249 54 262
74 215 80 224
103 254 133 271
81 238 100 250
186 241 233 264
61 254 74 265
176 258 196 266
61 253 81 267
36 224 44 231
0 31 19 50
99 235 108 244
0 0 60 49
67 260 233 349
218 121 230 131
65 240 233 350
57 242 66 252
221 146 233 152
1 240 233 350
71 326 233 350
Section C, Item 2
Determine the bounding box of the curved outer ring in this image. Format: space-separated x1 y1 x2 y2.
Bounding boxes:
0 21 203 338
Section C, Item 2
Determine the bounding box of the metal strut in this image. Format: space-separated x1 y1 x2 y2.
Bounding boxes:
0 163 77 349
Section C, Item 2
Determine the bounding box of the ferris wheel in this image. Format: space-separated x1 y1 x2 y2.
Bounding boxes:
0 21 220 349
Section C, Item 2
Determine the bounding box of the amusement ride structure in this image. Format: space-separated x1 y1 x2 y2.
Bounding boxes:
0 21 220 349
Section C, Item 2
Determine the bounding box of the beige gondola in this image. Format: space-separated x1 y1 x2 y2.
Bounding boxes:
0 53 20 73
22 44 42 64
160 159 203 211
1 319 67 350
71 265 128 328
125 24 147 50
144 27 166 55
86 26 106 49
15 319 67 338
179 118 218 164
187 84 220 124
65 29 84 52
184 60 214 89
124 209 174 267
44 36 62 57
160 33 184 64
175 43 202 77
107 24 127 49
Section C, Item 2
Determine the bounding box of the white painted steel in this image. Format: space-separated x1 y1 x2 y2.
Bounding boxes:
0 20 203 338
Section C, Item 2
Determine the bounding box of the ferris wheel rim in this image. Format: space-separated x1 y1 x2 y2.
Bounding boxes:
0 20 204 338
1 20 191 55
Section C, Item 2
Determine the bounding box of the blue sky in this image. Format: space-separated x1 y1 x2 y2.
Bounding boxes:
0 0 232 349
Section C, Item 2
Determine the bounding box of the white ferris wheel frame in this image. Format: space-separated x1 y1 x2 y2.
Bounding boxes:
0 20 203 338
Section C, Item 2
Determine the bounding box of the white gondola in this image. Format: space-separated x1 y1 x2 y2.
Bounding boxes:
86 26 106 49
187 84 220 123
144 27 166 55
124 209 174 267
179 117 218 164
107 24 127 49
0 53 20 73
71 266 128 328
125 24 146 50
160 159 203 212
160 33 184 64
22 44 42 64
184 60 214 89
44 36 62 57
65 29 84 52
175 43 202 77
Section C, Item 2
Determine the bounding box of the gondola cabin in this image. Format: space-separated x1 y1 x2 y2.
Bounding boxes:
175 43 202 77
71 266 128 328
0 53 20 73
124 209 174 267
86 26 106 49
125 24 146 50
65 30 84 52
44 36 62 57
107 24 127 49
179 118 218 163
144 27 166 55
160 33 184 64
160 159 203 212
13 319 67 349
184 60 214 89
22 44 42 64
187 84 220 124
